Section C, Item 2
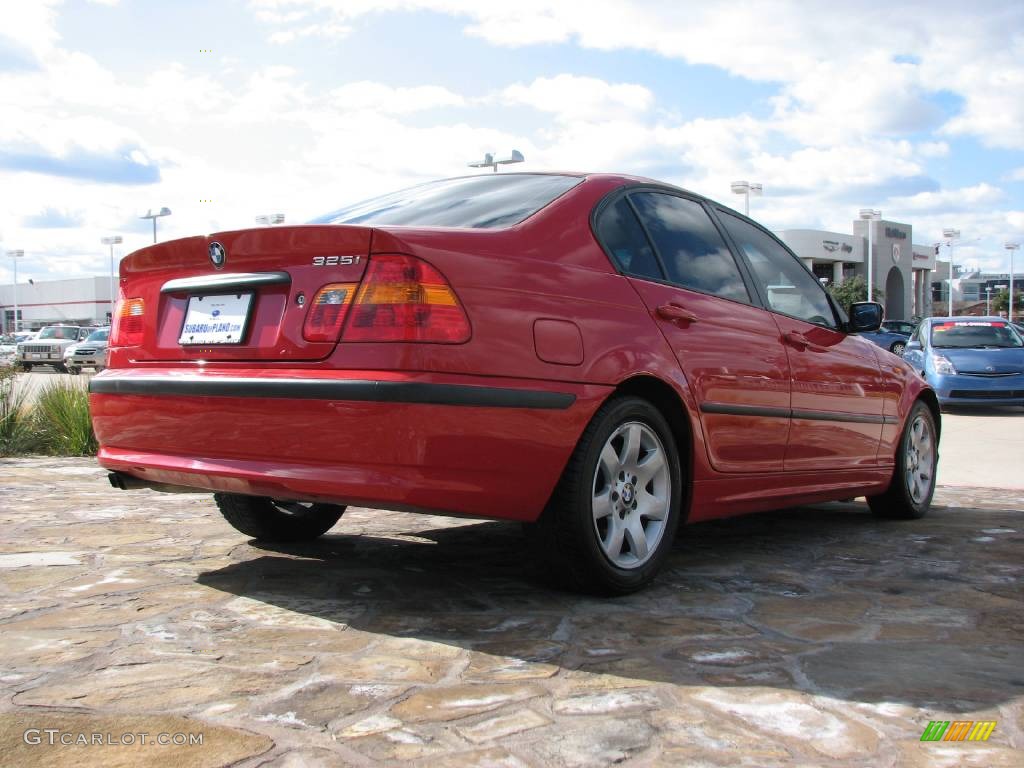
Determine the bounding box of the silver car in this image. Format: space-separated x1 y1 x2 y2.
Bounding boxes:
64 327 110 374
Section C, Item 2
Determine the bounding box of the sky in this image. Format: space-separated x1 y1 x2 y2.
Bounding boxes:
1 0 1023 285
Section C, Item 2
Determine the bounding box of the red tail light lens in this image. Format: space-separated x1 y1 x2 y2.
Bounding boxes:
343 255 470 343
111 296 145 346
303 283 357 342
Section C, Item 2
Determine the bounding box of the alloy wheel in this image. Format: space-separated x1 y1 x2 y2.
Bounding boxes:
591 421 671 569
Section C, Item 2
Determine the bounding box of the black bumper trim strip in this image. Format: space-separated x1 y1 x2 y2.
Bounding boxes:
701 401 897 425
89 376 576 410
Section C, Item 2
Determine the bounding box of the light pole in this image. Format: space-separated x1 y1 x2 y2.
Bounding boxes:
943 228 960 317
6 250 24 333
1006 242 1020 323
731 181 763 216
986 286 992 315
468 150 525 172
255 214 285 226
859 209 881 302
140 207 172 243
101 236 123 320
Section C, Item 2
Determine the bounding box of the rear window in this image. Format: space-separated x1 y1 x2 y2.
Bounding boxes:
931 321 1023 348
311 174 582 229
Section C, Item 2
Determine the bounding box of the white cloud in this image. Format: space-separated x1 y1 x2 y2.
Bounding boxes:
501 74 653 123
329 82 465 114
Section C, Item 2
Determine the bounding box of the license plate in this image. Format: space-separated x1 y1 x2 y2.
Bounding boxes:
32 353 40 359
179 293 253 345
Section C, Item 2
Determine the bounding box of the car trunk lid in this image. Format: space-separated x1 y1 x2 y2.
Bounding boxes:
120 225 371 362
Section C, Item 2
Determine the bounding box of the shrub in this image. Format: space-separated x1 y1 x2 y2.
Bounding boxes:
828 276 884 316
33 377 98 456
0 367 37 455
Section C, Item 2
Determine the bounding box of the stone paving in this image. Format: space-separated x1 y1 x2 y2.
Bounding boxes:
0 457 1021 767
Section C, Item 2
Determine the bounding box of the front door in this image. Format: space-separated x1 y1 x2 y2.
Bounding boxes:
596 190 791 473
715 209 885 470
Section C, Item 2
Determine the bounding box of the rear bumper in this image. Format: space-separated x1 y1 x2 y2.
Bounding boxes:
90 369 609 521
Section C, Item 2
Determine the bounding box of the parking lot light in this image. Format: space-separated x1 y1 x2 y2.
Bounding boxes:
731 181 763 216
140 207 172 243
255 214 285 226
943 229 961 316
468 150 524 172
1006 242 1020 323
6 250 25 333
101 236 123 320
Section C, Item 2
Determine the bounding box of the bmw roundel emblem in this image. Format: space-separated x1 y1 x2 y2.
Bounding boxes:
209 241 226 269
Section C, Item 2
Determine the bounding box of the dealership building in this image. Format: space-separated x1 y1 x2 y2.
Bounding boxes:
776 217 936 320
0 276 113 333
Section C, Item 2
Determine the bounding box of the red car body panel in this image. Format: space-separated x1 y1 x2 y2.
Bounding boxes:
91 172 938 525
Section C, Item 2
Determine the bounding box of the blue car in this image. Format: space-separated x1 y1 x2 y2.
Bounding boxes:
858 327 911 357
902 317 1024 407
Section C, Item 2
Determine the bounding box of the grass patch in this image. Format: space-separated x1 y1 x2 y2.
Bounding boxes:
0 367 39 455
1 369 98 457
32 377 98 456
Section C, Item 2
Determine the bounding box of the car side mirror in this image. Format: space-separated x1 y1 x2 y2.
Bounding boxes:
904 340 922 352
848 302 883 332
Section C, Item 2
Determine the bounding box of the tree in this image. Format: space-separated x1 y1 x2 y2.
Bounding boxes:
827 276 884 316
992 289 1009 315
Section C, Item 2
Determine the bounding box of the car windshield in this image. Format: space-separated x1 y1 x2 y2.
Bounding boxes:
931 321 1023 348
310 174 582 229
38 327 79 340
85 329 109 343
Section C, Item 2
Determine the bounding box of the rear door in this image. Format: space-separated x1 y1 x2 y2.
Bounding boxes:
714 209 887 470
119 225 371 362
596 190 791 473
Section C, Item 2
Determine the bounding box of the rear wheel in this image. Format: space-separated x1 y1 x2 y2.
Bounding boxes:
214 493 345 541
868 401 937 519
527 396 683 595
890 341 906 356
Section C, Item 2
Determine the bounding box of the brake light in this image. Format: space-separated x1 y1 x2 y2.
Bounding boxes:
111 296 145 346
303 283 357 342
343 255 470 343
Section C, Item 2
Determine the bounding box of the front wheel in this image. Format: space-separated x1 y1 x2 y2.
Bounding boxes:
890 341 906 356
68 367 81 375
868 401 937 519
20 363 32 372
527 396 683 595
214 493 345 541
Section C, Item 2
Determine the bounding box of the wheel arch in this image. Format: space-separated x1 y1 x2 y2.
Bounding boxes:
916 387 942 442
610 374 695 521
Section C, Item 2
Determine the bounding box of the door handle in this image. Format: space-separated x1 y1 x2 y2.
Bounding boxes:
656 304 699 325
783 331 810 349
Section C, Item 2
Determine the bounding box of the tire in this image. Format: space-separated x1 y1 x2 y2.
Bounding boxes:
526 396 683 595
214 493 345 541
20 363 32 372
890 341 906 356
55 364 68 373
868 401 937 520
68 367 81 375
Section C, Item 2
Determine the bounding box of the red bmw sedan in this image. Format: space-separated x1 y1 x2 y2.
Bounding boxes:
91 173 940 593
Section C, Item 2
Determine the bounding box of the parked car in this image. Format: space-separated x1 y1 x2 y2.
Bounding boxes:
91 172 940 594
902 316 1024 408
64 327 110 374
881 319 917 335
859 326 911 356
17 325 91 371
0 335 17 367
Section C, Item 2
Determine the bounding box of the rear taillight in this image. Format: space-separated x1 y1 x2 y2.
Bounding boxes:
342 255 470 343
303 283 357 342
111 296 145 347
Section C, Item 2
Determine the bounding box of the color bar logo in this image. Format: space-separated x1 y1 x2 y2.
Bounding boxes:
920 721 996 742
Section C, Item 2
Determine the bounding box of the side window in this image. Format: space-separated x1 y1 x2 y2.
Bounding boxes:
630 192 750 303
719 212 837 328
594 197 663 281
